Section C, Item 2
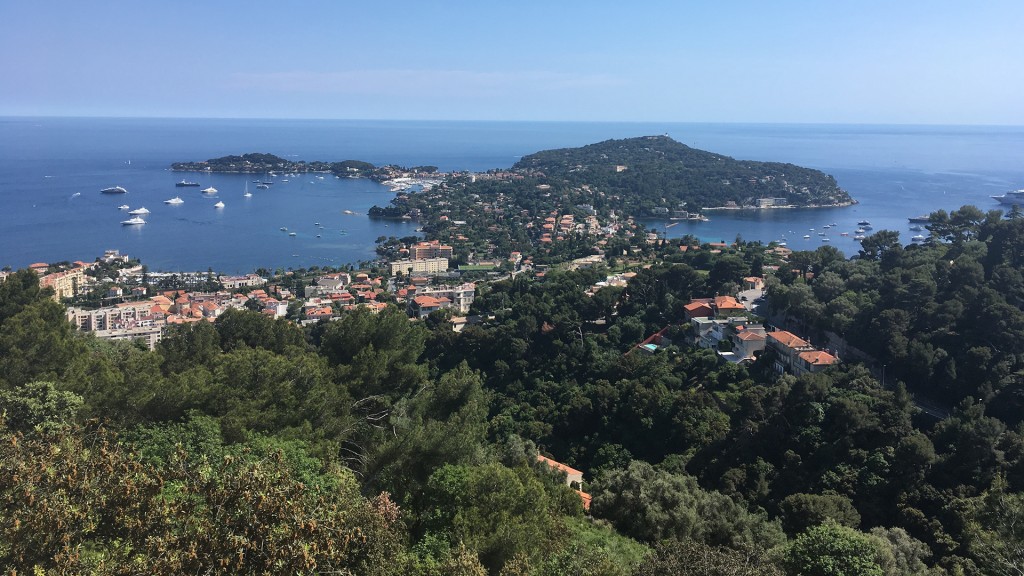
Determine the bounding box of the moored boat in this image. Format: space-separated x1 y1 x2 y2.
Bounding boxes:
176 180 200 187
121 216 146 225
164 197 184 205
214 201 225 208
101 186 127 194
202 186 218 194
128 207 150 215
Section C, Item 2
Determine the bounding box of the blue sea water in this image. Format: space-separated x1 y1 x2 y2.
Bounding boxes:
1 117 1023 273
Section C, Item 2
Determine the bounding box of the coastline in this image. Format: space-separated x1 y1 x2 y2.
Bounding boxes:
702 200 858 211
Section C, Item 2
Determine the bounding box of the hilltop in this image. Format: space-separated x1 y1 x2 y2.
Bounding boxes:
513 135 854 212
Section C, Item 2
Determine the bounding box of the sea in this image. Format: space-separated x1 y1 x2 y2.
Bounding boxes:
2 117 1023 274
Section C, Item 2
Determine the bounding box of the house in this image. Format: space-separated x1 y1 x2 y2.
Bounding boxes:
410 295 446 319
766 330 816 374
713 295 746 316
719 325 767 363
537 454 591 511
742 276 765 291
305 306 335 322
683 300 714 321
795 350 839 375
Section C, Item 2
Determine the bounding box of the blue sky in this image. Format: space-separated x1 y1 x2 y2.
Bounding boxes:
2 1 1022 124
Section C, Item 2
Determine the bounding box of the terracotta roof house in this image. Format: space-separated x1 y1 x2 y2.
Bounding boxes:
713 295 746 314
796 350 839 375
537 455 584 487
766 330 817 374
684 300 714 321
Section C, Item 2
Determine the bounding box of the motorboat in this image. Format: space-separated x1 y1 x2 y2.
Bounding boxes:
912 235 926 242
202 186 218 194
164 197 184 205
280 227 288 231
117 204 129 210
909 225 923 231
243 182 252 197
128 207 150 215
121 216 146 225
854 234 865 240
101 186 127 194
176 180 200 187
289 232 297 237
858 220 871 226
256 183 270 190
803 234 811 239
214 201 225 208
908 215 931 223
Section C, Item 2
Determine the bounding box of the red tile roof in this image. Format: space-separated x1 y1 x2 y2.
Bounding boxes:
714 295 744 310
537 454 583 477
576 489 592 511
799 350 838 365
768 330 810 349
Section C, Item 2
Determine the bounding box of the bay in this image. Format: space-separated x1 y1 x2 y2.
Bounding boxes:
1 117 1022 273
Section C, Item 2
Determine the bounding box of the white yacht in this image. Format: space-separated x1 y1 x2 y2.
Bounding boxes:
164 197 184 205
121 216 146 225
117 204 130 210
128 207 150 215
214 201 225 208
202 186 218 194
992 189 1024 205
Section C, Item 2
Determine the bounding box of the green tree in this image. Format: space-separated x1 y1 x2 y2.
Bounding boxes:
0 381 82 432
590 460 785 549
633 539 783 576
783 520 884 576
780 493 862 535
964 476 1024 576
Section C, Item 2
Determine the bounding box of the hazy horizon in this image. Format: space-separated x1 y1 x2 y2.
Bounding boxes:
4 1 1023 125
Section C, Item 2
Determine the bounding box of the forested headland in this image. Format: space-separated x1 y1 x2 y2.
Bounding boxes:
513 135 853 211
2 203 1024 574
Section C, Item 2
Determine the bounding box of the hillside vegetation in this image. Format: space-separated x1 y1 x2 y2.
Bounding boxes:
514 135 853 211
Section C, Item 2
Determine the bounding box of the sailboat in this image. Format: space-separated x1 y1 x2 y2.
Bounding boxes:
243 181 252 197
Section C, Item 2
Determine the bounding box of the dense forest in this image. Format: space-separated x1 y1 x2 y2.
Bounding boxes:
2 208 1024 573
513 136 853 211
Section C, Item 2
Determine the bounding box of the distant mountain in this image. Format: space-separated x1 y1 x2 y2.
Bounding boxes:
513 135 853 212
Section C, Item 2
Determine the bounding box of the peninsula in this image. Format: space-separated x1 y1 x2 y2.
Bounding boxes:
170 152 437 184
